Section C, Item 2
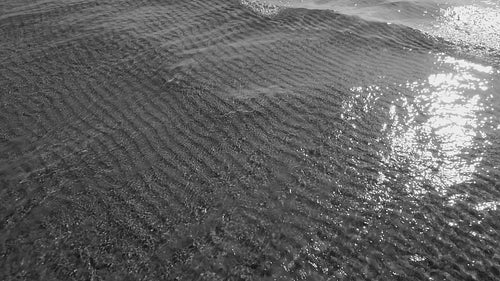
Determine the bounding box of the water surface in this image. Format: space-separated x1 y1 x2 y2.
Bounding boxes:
1 0 500 280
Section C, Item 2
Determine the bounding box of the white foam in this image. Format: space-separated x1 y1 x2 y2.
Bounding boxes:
240 0 283 16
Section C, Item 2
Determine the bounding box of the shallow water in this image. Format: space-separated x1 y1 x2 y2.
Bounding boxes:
1 0 500 280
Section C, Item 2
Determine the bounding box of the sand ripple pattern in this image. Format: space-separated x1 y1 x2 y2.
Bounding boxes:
1 0 500 280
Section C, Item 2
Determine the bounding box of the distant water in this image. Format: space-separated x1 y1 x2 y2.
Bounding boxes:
1 0 500 280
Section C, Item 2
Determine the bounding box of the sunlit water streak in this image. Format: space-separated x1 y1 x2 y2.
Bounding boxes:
391 55 495 192
346 52 500 217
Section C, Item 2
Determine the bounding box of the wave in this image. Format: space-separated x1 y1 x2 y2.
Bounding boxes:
244 0 500 53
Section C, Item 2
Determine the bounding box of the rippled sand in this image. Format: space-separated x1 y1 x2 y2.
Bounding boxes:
1 0 500 280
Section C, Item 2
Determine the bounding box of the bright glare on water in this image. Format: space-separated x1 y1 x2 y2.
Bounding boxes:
345 53 499 213
389 56 496 192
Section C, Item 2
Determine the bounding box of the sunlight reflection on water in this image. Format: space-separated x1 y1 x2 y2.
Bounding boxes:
388 54 496 197
426 4 500 50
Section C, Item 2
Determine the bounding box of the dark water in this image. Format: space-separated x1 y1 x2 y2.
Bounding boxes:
1 0 500 280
